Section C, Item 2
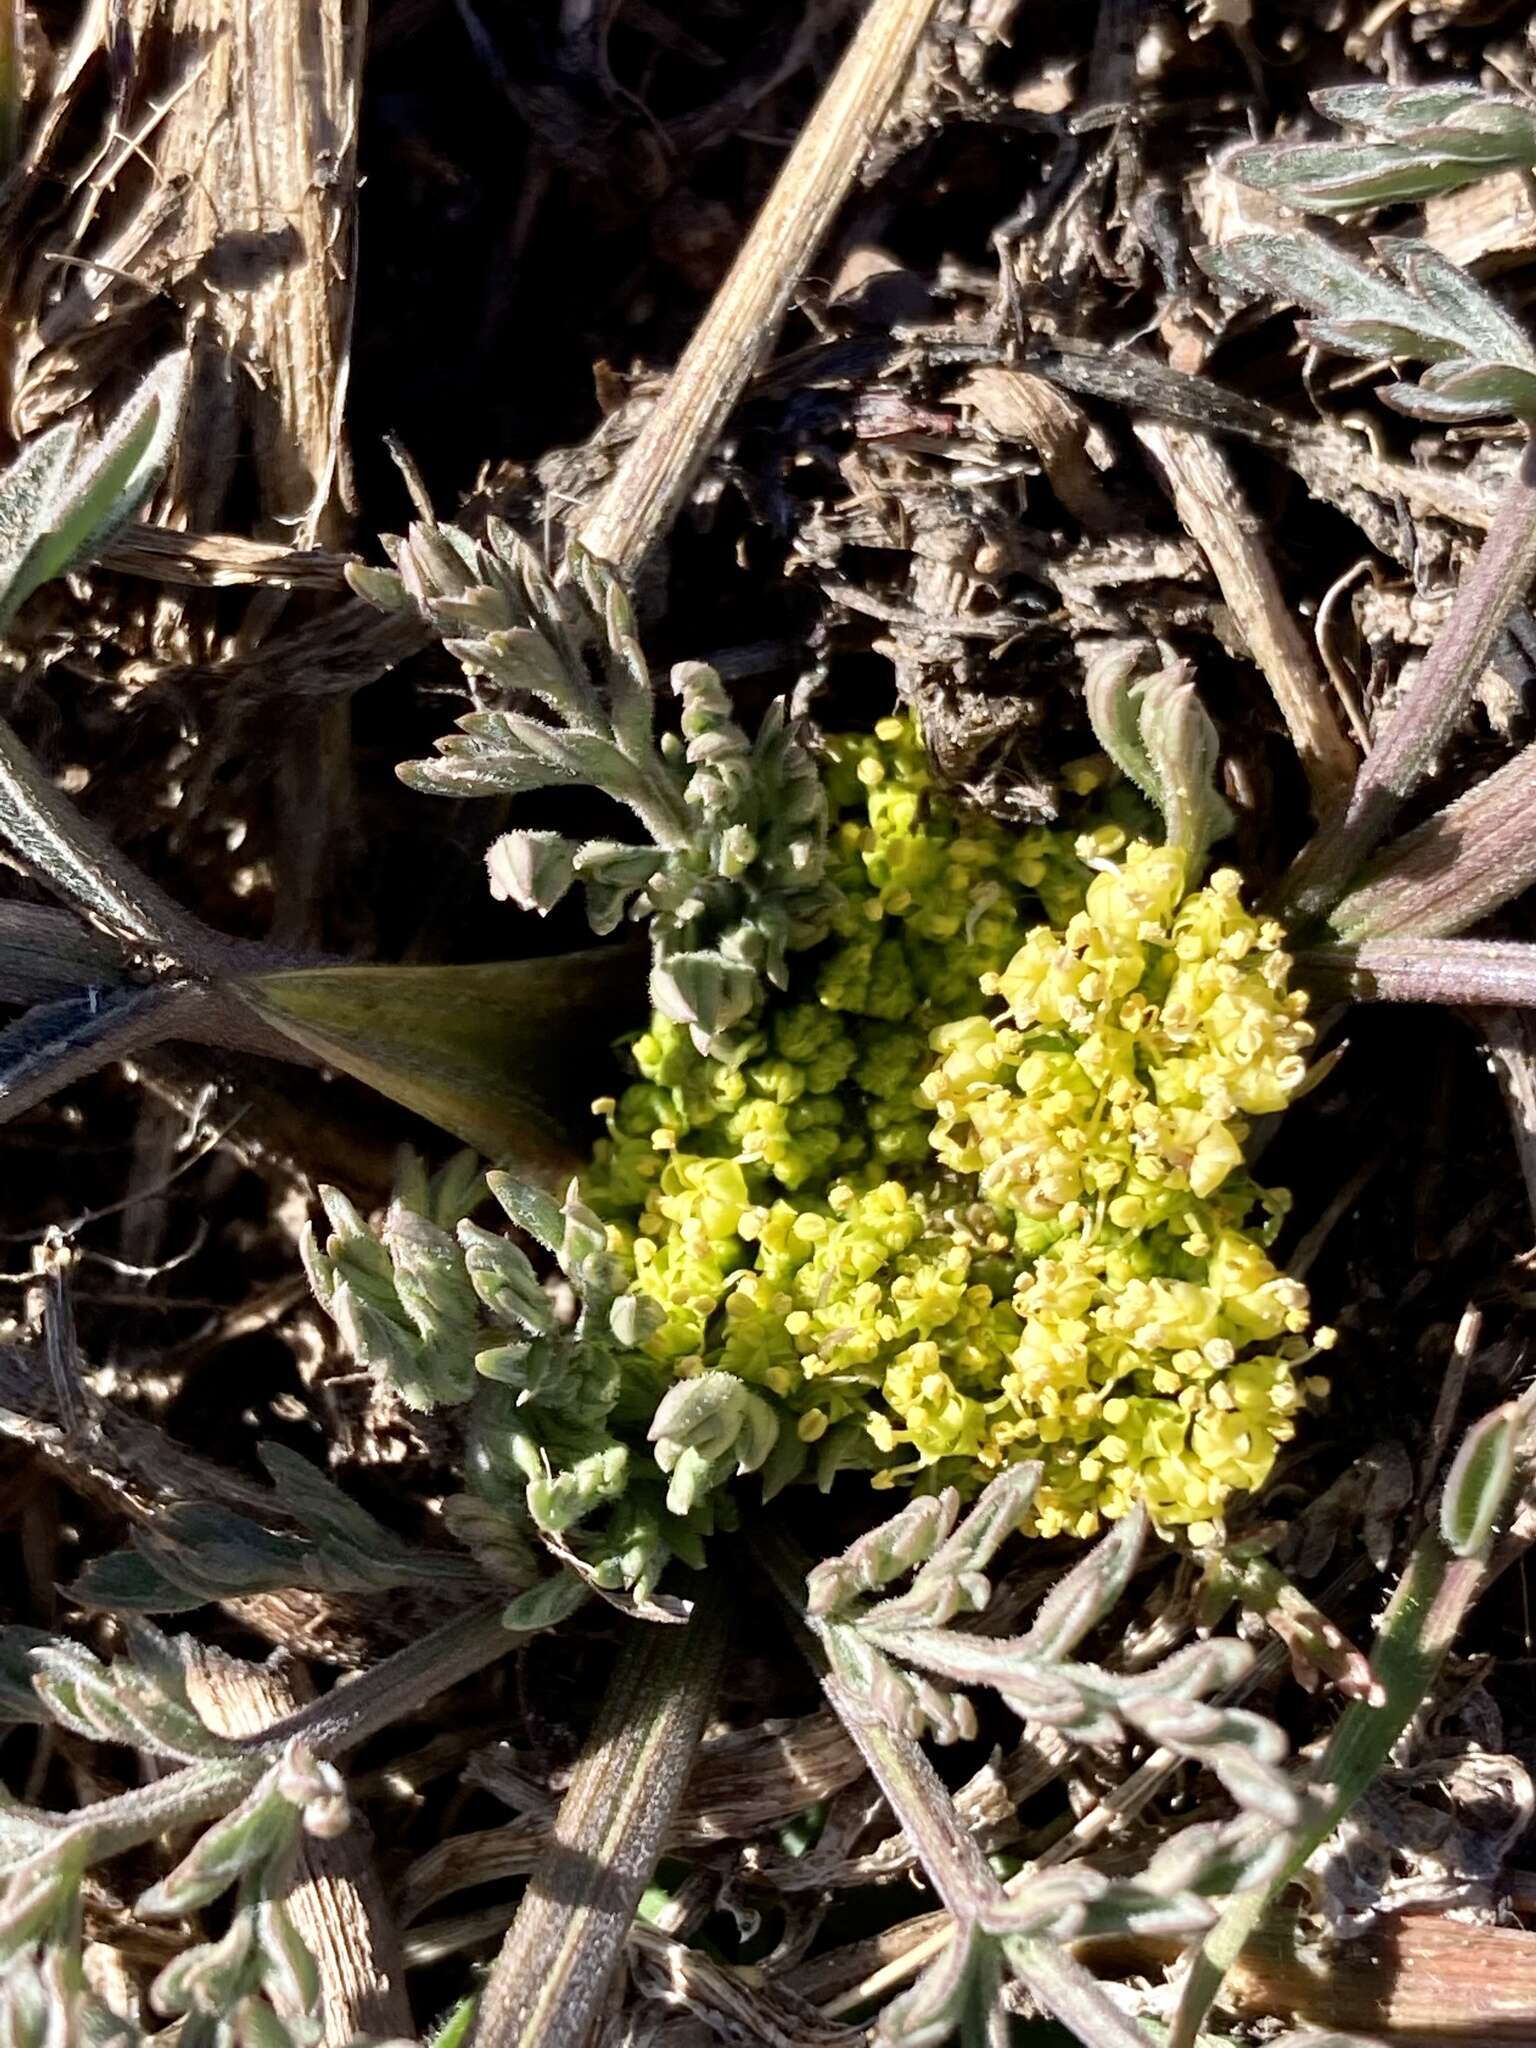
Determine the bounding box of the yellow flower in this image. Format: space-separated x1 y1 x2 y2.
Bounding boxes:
583 717 1325 1540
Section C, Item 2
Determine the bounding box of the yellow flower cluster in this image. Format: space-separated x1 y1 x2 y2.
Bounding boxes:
583 716 1328 1541
584 719 1088 1209
927 840 1313 1226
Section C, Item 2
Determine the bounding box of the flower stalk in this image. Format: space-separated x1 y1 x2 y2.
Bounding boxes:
1325 736 1536 944
1170 1398 1530 2047
1305 936 1536 1007
468 1585 727 2048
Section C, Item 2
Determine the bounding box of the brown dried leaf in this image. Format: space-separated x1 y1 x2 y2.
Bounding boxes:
955 367 1120 530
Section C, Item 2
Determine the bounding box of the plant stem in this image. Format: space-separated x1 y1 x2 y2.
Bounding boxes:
759 1527 1156 2048
263 1599 513 1758
469 1589 727 2048
575 0 940 581
1281 435 1536 926
999 1931 1159 2048
1303 937 1536 1007
0 1600 512 1877
1325 738 1536 944
1198 1551 1381 1704
1169 1527 1491 2047
826 1675 998 1914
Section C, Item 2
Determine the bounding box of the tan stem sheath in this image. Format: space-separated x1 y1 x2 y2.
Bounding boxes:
1134 420 1359 817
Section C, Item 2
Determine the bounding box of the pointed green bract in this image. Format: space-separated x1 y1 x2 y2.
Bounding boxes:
239 952 639 1177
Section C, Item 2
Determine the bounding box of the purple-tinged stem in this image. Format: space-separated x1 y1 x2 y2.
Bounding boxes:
1327 740 1536 944
1283 437 1536 926
1305 937 1536 1007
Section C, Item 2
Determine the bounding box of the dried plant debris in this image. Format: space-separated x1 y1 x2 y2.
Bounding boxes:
6 4 1536 2047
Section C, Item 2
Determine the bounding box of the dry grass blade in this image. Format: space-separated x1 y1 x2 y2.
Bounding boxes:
182 1644 411 2043
576 0 942 579
1093 1917 1536 2042
0 0 21 174
798 1905 1536 2040
628 1923 861 2048
117 0 362 552
101 524 354 592
1425 168 1536 270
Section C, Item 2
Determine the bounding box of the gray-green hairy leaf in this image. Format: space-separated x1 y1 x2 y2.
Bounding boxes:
1228 81 1536 214
361 523 838 1054
1205 230 1536 423
0 353 187 632
877 1922 1003 2048
304 1154 803 1610
813 1479 1298 1823
71 1443 484 1614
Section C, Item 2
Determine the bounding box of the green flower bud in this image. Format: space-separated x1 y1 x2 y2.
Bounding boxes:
649 1370 780 1516
458 1220 555 1334
486 830 579 915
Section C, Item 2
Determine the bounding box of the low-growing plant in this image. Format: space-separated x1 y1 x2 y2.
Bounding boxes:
4 69 1536 2048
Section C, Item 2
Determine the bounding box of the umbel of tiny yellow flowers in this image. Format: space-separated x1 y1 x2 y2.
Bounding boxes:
585 704 1331 1543
345 522 1329 1576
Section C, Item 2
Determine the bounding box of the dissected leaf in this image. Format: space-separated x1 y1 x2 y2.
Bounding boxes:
1228 83 1536 212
